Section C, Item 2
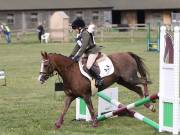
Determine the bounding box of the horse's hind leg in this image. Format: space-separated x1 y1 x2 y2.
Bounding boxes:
143 80 149 97
141 81 155 112
117 79 144 97
127 77 150 98
117 79 155 112
134 78 149 97
83 95 98 127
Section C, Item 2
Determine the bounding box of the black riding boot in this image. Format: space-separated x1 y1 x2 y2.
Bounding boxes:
89 65 104 88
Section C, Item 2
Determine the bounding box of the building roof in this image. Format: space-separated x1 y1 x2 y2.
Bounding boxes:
0 0 180 11
0 0 112 11
101 0 180 10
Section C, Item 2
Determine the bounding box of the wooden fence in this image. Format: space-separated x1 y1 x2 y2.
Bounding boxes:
0 24 161 44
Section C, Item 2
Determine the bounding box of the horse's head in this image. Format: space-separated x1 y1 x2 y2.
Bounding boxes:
38 51 55 84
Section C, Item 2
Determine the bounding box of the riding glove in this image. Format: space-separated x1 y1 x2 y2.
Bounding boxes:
69 55 74 59
73 55 80 62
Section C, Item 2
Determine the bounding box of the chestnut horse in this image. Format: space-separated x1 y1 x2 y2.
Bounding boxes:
38 51 153 128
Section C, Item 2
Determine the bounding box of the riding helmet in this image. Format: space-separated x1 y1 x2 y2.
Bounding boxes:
71 17 85 29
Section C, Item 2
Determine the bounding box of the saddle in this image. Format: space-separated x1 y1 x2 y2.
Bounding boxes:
79 53 114 96
79 53 114 81
79 53 114 80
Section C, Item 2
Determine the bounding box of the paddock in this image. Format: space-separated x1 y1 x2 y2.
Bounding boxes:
0 35 165 135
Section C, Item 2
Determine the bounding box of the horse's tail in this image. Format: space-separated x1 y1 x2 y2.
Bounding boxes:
128 52 151 83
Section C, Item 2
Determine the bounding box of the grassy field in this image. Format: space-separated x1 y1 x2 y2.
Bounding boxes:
0 38 171 135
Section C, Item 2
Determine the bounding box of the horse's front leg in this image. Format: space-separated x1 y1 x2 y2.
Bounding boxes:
55 95 75 129
83 96 98 127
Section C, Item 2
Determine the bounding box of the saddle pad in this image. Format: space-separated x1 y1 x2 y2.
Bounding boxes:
79 55 114 80
98 56 114 77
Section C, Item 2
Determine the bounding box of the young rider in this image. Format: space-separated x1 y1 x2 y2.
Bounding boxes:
69 18 103 88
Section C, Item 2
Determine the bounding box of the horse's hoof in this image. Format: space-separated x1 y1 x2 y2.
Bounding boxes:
55 122 61 129
144 103 156 112
152 108 156 112
92 121 99 128
150 105 156 112
146 104 156 112
151 99 156 103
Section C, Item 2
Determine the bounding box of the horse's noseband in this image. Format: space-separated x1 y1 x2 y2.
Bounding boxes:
40 59 55 78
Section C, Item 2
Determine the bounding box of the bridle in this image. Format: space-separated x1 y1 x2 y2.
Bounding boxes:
39 59 56 78
39 55 76 83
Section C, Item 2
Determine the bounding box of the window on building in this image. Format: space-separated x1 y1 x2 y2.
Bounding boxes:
76 11 83 19
92 11 99 21
7 14 14 25
137 10 145 24
31 13 38 24
173 10 178 13
172 12 180 24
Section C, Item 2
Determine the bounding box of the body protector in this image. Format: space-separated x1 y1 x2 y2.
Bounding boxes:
75 28 96 48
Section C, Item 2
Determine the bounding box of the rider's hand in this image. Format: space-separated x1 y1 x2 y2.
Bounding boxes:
69 55 74 59
73 55 80 62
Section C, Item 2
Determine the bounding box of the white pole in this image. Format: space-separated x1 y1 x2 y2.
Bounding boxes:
172 26 180 135
159 26 166 133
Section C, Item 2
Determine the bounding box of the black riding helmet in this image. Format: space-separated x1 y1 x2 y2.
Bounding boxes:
71 18 85 29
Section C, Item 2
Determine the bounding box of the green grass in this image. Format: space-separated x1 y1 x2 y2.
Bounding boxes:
0 38 171 135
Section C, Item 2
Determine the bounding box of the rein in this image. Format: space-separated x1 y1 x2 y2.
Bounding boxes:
39 71 57 77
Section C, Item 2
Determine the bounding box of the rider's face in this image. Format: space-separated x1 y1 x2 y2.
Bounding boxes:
76 29 79 32
74 28 80 33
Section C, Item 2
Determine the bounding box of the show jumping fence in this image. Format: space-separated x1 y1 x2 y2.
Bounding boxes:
159 26 180 135
76 25 180 135
96 91 159 130
76 88 159 130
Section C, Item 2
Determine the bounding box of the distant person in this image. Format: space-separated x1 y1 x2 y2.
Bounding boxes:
37 23 45 43
1 23 11 44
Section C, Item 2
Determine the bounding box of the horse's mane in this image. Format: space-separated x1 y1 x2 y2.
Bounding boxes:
48 53 76 69
49 53 70 60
